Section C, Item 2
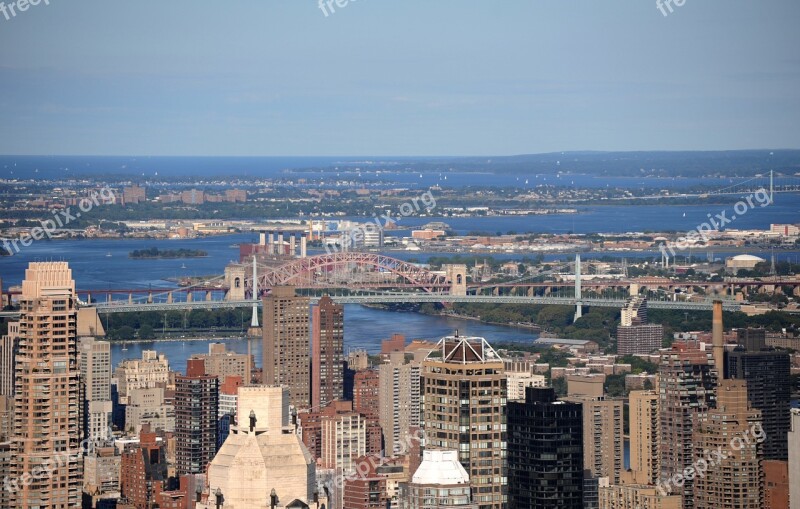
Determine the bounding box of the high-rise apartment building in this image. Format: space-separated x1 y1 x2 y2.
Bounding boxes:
691 305 764 509
79 337 113 441
569 395 623 485
401 449 478 509
11 262 82 508
507 386 584 509
352 369 383 455
380 350 422 456
262 286 311 409
353 368 380 419
422 335 507 509
119 424 169 509
726 329 791 460
658 341 716 508
692 380 762 509
320 401 367 474
174 359 219 476
122 184 146 204
312 295 344 410
629 390 660 485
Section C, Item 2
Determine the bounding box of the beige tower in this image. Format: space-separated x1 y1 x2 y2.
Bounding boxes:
379 351 421 456
629 390 660 485
11 262 82 508
692 380 762 509
692 302 763 509
262 287 311 409
200 385 324 509
422 335 506 509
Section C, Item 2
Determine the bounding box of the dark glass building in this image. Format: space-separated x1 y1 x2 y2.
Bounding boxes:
175 358 219 476
726 329 791 460
507 387 584 509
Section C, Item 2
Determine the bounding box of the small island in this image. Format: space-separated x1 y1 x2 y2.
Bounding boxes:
129 247 208 259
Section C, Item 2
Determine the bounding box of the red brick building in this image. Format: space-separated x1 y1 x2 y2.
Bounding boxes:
120 425 169 509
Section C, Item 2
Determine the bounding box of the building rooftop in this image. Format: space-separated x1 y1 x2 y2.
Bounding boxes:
412 449 471 486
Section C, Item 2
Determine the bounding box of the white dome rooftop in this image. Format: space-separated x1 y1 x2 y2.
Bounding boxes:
412 449 471 485
730 254 766 262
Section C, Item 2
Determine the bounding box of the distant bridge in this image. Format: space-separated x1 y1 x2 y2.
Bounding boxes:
84 294 743 314
3 251 796 319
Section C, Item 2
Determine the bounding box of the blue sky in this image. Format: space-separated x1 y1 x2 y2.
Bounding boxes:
1 0 798 156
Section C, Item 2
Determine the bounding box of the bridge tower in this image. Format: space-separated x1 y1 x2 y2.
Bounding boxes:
574 254 583 322
224 264 246 301
445 264 468 296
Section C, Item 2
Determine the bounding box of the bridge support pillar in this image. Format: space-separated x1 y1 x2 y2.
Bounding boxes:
444 264 467 296
629 283 639 296
147 292 153 304
107 294 112 303
128 293 133 304
187 292 193 303
167 292 173 304
206 291 212 301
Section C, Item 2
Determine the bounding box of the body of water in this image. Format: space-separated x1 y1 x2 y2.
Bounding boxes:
109 304 537 374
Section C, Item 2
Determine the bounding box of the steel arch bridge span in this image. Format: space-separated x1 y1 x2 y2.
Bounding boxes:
250 252 450 294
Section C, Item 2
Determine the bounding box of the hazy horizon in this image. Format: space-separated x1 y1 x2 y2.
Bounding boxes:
2 1 799 157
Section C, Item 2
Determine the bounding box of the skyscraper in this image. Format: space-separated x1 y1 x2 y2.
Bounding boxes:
175 358 219 476
312 295 344 410
422 335 506 509
726 329 791 460
692 304 763 509
658 341 716 509
507 387 584 509
319 400 367 473
262 286 311 409
692 380 762 509
380 350 422 456
629 390 660 485
79 337 113 442
565 380 623 485
11 262 82 508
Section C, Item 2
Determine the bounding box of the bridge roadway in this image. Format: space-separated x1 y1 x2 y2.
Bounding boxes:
81 294 743 314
